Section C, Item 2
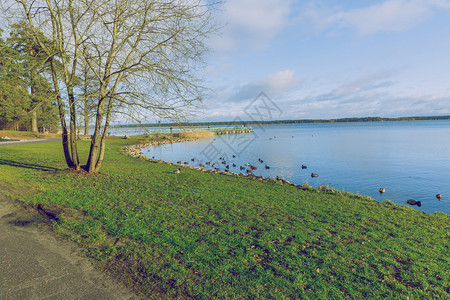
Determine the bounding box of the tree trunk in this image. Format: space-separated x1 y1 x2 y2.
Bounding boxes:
94 98 114 172
30 71 38 133
83 66 89 136
83 92 90 136
84 115 89 136
31 110 38 133
50 60 74 169
86 96 106 173
67 86 80 170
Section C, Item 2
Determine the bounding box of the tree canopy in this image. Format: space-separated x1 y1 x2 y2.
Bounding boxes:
0 25 58 131
2 0 216 172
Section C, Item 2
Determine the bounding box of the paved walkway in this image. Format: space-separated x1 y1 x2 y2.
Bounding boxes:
0 193 143 299
0 138 60 147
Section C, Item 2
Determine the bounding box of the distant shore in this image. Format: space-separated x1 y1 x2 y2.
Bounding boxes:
110 115 450 129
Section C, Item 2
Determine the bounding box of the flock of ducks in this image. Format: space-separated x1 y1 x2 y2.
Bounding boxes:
172 156 444 209
173 156 274 175
172 155 320 178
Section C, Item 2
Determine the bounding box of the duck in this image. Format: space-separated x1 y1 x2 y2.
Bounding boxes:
301 165 307 169
379 188 386 195
436 194 442 201
173 168 181 174
232 163 236 167
265 165 270 169
406 199 422 207
191 158 195 162
206 162 210 165
199 163 205 168
177 161 181 164
311 173 319 178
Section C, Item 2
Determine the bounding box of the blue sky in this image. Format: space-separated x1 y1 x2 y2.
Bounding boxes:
196 0 450 122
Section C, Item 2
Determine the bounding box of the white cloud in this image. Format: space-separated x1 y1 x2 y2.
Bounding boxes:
280 68 450 119
214 0 294 50
266 70 300 94
343 0 431 35
227 69 301 102
303 0 450 35
330 69 399 98
224 0 291 34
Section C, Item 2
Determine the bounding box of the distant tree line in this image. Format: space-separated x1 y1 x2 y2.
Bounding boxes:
116 115 450 128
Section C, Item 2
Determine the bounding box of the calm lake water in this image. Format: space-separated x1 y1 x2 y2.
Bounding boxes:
135 121 449 215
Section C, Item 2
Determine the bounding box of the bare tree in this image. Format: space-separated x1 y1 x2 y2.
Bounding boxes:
3 0 215 172
76 58 99 136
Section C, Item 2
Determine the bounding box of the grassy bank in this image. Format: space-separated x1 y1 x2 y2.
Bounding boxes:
0 135 448 299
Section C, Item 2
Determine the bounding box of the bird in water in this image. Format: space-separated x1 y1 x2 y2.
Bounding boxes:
436 194 442 201
379 188 386 195
301 165 307 169
311 173 319 178
406 199 421 207
173 168 181 174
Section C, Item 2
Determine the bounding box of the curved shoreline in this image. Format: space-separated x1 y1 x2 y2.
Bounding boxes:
122 137 374 202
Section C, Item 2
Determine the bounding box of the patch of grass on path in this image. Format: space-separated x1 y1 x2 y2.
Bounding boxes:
0 136 448 299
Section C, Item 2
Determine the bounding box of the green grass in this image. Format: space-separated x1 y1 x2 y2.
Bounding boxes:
0 135 449 299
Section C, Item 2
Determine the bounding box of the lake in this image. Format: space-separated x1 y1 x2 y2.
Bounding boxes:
135 121 449 214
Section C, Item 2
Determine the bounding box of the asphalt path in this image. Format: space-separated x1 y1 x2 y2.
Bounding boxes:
0 138 146 299
0 138 61 147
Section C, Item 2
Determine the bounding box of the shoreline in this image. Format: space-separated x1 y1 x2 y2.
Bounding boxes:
122 135 448 215
122 136 375 202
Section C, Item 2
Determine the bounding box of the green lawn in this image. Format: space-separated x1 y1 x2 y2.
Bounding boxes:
1 135 448 299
